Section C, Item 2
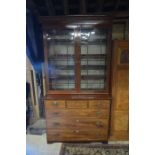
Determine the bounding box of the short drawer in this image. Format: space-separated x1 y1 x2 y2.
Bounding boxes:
66 100 88 108
47 129 108 142
89 100 110 109
45 100 65 109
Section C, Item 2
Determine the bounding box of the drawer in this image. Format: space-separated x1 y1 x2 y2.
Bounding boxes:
46 109 109 119
47 129 108 141
46 117 109 130
45 100 65 109
66 100 88 108
89 100 110 109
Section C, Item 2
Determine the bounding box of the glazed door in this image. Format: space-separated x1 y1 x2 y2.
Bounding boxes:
44 28 76 91
79 26 111 92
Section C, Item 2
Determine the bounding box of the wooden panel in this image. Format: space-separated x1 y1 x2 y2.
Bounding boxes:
115 70 129 110
114 111 128 131
89 100 110 109
45 93 111 100
110 40 129 141
66 100 88 108
46 109 109 119
118 48 129 64
46 117 109 129
47 129 108 142
45 100 65 108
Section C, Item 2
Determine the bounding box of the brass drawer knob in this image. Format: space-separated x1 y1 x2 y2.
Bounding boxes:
96 111 102 115
96 133 101 137
54 133 60 137
53 112 59 115
96 121 102 127
53 122 60 126
52 101 59 106
75 130 79 133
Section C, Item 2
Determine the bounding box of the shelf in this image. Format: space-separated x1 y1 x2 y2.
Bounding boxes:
80 88 104 90
81 75 106 80
48 40 106 45
81 39 107 45
48 54 106 60
49 83 75 86
49 75 75 80
48 54 75 59
81 65 106 70
81 54 107 59
49 65 75 70
49 75 105 80
48 65 106 70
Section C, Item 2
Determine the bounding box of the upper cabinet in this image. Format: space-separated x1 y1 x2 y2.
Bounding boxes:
41 16 112 95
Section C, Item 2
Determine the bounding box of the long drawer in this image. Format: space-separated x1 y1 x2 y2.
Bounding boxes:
46 109 109 119
46 117 109 129
47 129 108 141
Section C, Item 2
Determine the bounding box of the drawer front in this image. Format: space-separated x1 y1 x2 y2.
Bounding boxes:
46 109 109 119
66 100 88 108
47 129 108 141
45 100 65 109
89 100 110 109
46 118 109 129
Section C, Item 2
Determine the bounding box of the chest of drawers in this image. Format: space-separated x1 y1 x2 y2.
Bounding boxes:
45 100 110 142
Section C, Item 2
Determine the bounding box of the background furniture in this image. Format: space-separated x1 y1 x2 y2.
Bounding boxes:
110 40 129 140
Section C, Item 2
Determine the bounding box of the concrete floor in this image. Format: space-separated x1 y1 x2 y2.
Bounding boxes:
26 133 129 155
26 119 128 155
26 133 62 155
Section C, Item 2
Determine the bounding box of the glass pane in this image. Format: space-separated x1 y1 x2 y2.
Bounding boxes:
80 28 108 90
45 28 76 90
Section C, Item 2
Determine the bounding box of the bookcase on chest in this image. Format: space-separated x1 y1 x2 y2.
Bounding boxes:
40 16 113 142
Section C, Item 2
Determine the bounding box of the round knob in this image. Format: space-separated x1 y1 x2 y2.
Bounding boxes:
75 130 79 133
96 111 102 116
76 120 79 122
96 133 101 137
96 121 102 127
52 101 59 106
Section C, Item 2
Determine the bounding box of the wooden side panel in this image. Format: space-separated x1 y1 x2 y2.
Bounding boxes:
110 40 129 141
114 111 129 131
115 69 129 110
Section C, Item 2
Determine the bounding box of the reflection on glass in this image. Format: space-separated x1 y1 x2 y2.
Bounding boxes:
80 28 108 90
46 28 75 90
